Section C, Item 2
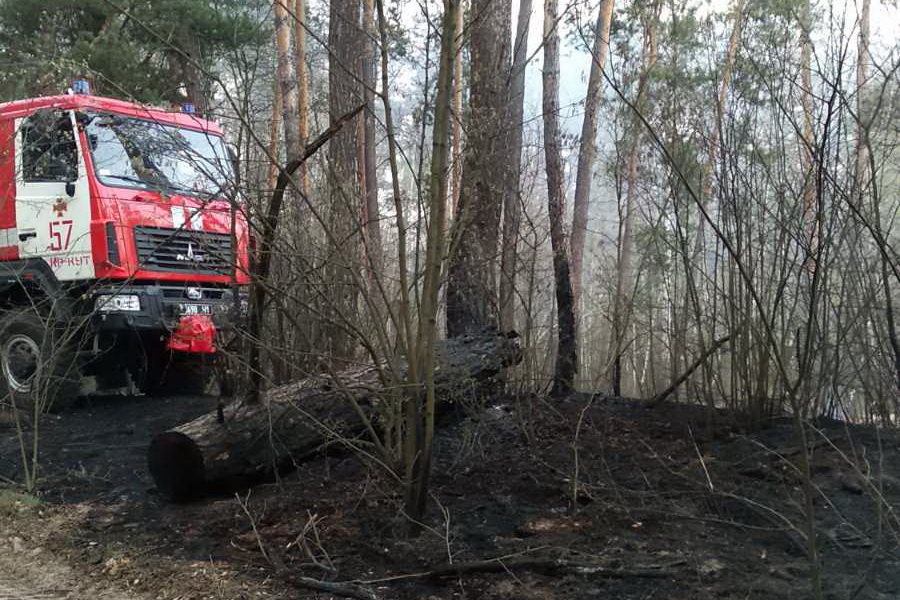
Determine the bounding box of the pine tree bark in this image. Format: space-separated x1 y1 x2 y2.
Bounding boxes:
174 36 208 116
294 0 309 194
542 0 577 396
450 4 464 216
799 0 816 247
361 0 382 274
328 0 364 357
274 0 300 162
265 77 283 193
570 0 614 312
446 0 511 337
854 0 869 192
498 0 533 333
248 3 300 403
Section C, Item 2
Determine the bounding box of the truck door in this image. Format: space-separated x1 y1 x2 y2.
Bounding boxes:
15 109 94 281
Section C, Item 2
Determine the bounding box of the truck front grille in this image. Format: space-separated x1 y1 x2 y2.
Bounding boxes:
133 226 233 275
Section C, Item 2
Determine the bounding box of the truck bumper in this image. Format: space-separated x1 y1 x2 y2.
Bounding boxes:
90 284 247 339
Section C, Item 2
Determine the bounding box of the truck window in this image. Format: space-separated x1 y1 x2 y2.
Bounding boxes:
85 113 232 198
21 112 77 183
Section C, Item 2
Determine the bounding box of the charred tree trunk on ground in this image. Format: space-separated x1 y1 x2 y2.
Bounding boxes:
445 0 511 337
542 0 577 397
148 331 521 502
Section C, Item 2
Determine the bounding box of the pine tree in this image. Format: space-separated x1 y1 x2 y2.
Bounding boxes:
0 0 264 108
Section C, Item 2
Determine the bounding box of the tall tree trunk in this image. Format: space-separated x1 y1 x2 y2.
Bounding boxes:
360 0 382 276
450 3 464 216
275 0 300 162
265 77 283 193
570 0 614 312
294 0 309 194
608 4 660 396
175 36 208 116
498 0 533 333
854 0 869 192
446 0 511 337
542 0 577 396
328 0 364 358
799 0 816 248
247 5 301 402
248 3 300 403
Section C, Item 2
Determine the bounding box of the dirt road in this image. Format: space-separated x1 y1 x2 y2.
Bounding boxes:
0 546 147 600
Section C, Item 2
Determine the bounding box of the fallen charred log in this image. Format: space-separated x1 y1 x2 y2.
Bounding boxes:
147 330 521 501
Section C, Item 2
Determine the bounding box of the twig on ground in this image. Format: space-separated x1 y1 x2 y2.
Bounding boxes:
292 576 380 600
571 395 593 510
689 426 714 492
365 556 682 583
235 492 380 600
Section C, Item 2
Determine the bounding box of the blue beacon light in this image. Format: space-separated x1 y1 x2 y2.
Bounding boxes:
71 79 91 95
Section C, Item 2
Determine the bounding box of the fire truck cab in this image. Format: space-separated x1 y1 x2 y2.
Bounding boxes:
0 86 249 409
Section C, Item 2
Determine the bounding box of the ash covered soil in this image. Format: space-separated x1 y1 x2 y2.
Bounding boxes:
1 391 900 599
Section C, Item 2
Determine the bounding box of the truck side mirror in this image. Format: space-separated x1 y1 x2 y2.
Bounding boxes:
65 181 75 197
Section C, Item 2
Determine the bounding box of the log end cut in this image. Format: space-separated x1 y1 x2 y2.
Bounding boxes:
147 431 205 502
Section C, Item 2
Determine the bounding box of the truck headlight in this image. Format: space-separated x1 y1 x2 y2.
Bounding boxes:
95 294 141 312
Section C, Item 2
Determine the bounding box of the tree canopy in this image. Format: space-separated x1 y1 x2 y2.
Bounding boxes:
0 0 266 105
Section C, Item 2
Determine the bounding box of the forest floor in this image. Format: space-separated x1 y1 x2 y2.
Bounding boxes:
0 390 899 599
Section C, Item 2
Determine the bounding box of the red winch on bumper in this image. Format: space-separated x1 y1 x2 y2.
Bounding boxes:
166 315 217 353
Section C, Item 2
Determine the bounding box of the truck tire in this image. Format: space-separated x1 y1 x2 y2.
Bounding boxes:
0 309 81 413
132 343 209 396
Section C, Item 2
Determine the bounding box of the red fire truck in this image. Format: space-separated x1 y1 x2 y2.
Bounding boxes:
0 83 250 409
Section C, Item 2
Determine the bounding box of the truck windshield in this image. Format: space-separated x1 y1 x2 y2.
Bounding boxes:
84 113 233 198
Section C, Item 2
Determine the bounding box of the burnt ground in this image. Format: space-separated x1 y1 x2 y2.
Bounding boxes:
1 391 899 599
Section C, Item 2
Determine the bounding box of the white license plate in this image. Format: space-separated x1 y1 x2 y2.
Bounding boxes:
179 303 212 316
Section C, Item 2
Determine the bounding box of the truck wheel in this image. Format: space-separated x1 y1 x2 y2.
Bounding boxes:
0 310 81 413
133 344 209 396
